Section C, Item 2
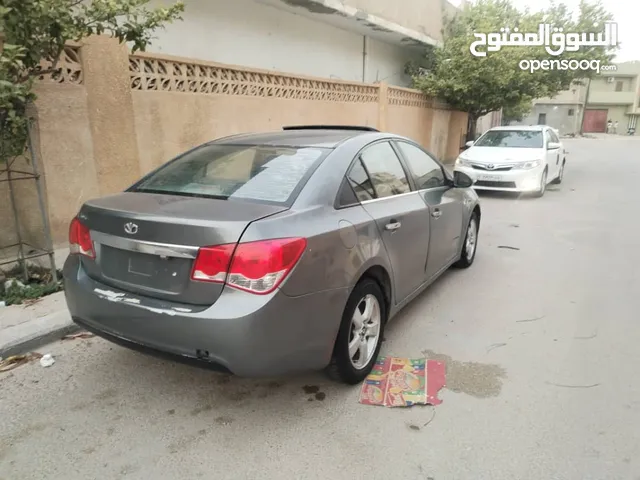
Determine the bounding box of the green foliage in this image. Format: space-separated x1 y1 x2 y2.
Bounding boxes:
0 44 34 159
502 96 533 123
0 264 63 306
413 0 617 126
0 0 185 162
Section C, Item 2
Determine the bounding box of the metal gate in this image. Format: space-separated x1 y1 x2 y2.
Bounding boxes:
583 109 608 133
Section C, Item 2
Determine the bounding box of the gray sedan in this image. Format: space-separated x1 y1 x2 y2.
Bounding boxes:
63 126 480 384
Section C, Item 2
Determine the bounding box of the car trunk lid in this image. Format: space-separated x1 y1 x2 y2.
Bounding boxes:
78 192 287 305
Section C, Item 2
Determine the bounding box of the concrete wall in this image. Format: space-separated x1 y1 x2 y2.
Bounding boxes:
144 0 420 87
132 91 379 175
591 76 636 93
515 104 583 136
0 38 467 253
536 82 588 105
476 110 502 136
341 0 447 43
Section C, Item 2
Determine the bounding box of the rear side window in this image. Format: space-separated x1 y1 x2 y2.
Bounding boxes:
346 159 375 202
132 144 329 205
359 142 410 198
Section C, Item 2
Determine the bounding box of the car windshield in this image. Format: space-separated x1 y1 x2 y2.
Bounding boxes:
474 130 543 148
132 144 329 205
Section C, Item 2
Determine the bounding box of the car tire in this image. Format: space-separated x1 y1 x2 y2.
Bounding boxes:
326 278 386 385
532 168 548 198
453 212 479 269
552 161 565 185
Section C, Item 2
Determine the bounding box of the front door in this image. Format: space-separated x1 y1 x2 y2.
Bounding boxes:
544 129 560 179
355 142 431 303
393 141 465 280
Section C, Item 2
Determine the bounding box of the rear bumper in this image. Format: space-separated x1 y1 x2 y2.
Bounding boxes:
455 165 544 192
63 256 349 377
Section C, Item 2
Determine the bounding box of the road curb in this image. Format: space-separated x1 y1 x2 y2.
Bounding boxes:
0 315 80 359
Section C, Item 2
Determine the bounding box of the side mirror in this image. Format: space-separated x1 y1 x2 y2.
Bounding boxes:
547 142 561 150
465 140 475 148
453 171 474 188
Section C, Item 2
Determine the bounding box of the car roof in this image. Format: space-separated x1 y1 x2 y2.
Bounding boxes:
212 128 380 148
488 125 546 132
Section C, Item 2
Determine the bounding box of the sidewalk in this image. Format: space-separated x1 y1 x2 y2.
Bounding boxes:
0 291 78 358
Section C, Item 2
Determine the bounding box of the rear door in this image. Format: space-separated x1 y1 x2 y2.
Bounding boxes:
393 141 464 280
353 141 431 303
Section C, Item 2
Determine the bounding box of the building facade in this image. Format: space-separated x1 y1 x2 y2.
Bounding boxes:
581 62 640 134
146 0 455 87
513 61 640 136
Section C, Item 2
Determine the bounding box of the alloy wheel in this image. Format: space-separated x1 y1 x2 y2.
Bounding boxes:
465 217 477 260
348 294 381 370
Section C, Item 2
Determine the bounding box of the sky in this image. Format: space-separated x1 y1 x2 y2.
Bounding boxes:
448 0 639 62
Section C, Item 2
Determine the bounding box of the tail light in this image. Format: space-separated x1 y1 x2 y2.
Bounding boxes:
69 217 95 258
191 238 307 295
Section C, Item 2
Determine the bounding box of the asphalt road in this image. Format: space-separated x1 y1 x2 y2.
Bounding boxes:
2 137 640 480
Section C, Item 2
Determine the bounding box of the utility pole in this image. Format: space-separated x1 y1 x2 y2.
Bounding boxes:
579 78 592 136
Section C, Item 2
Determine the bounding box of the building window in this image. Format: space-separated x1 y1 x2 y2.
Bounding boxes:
615 81 623 92
568 108 574 116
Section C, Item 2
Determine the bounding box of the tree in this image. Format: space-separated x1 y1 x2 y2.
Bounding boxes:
0 0 185 161
412 0 616 139
502 96 533 124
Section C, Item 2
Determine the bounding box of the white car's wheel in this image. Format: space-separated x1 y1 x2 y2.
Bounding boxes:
552 161 565 185
532 169 547 198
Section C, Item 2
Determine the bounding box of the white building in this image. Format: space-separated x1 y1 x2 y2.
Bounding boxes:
146 0 456 87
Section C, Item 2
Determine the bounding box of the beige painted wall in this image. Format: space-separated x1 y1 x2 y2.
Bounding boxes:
430 109 452 160
0 38 467 253
133 93 379 176
446 110 468 160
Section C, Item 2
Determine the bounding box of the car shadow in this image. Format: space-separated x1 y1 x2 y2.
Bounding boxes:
383 268 458 337
475 190 533 200
68 339 357 416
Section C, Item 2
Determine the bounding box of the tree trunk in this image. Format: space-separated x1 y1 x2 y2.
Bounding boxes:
466 113 478 141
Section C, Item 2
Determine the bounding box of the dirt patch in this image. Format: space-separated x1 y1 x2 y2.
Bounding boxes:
422 350 507 398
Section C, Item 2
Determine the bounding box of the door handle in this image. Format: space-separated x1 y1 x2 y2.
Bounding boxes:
431 209 442 219
385 221 401 231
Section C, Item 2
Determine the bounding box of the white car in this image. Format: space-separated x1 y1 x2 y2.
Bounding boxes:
454 126 566 197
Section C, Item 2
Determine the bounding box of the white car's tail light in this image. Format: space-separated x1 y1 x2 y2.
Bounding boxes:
191 238 307 295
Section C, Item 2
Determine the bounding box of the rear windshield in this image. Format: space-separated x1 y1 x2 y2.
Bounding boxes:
474 130 543 148
132 144 329 205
